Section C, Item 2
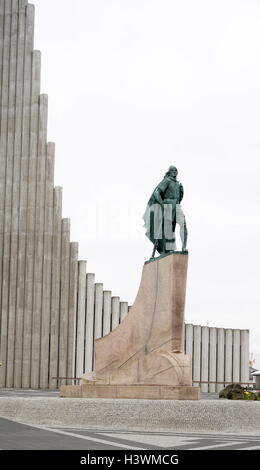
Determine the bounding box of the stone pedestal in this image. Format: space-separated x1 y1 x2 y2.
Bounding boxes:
61 253 200 400
60 384 199 400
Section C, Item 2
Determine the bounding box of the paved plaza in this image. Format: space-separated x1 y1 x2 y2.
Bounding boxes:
0 389 259 450
1 418 260 450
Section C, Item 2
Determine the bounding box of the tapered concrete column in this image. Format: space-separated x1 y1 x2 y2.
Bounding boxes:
24 3 34 53
0 2 4 105
233 329 240 382
93 283 103 371
0 0 17 388
3 0 19 388
31 95 48 389
193 326 201 387
111 297 120 330
120 302 128 323
185 324 193 356
19 1 29 9
10 0 19 12
241 330 249 383
102 291 112 336
209 328 217 392
58 219 71 386
75 261 87 378
85 273 95 372
22 50 41 388
49 187 62 389
67 242 79 383
225 329 233 385
201 327 209 392
0 4 7 381
0 0 10 390
0 0 12 388
39 143 55 389
7 1 26 388
94 284 103 340
217 328 224 392
14 3 35 387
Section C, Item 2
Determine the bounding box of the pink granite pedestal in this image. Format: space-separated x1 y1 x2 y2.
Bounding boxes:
61 253 200 400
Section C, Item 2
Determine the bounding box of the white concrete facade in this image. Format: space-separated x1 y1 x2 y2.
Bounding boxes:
0 1 129 388
185 325 250 392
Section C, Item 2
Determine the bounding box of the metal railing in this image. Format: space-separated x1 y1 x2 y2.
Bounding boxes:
193 380 256 389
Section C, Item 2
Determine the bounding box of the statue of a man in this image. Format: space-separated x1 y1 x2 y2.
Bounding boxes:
143 166 188 256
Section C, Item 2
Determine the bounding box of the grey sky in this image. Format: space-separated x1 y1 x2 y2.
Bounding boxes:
32 0 260 368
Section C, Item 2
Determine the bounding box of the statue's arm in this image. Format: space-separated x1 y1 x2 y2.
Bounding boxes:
153 178 169 206
153 187 164 205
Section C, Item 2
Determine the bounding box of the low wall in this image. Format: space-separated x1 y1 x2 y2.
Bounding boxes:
0 397 259 434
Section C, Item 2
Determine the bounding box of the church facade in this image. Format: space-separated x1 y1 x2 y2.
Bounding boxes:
0 1 249 391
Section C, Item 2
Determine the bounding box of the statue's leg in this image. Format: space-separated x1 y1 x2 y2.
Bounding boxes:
152 241 158 258
150 211 159 257
157 239 165 254
150 211 156 246
150 212 164 255
165 219 177 252
172 219 176 249
182 219 188 251
161 216 166 254
176 205 188 251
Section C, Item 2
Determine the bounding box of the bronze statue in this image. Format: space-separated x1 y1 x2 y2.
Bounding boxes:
143 166 188 256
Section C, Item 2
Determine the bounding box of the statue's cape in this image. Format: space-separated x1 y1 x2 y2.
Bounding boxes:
143 203 186 242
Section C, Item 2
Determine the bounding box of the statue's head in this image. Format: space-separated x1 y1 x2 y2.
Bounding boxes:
166 166 178 179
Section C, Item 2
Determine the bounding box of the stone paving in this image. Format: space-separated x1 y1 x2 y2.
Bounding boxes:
1 418 260 450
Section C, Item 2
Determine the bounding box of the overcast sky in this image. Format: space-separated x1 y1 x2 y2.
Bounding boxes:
32 0 260 368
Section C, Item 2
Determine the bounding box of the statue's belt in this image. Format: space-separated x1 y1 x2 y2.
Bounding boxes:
163 198 178 205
